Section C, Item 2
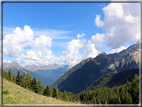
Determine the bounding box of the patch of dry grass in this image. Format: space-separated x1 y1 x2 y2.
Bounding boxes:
3 78 80 105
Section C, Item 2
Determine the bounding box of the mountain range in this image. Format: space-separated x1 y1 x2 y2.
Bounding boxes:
3 62 70 87
51 41 140 94
2 41 140 93
24 64 70 72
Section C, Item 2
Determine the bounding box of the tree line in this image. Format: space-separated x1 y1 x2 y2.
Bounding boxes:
2 68 140 104
2 69 59 98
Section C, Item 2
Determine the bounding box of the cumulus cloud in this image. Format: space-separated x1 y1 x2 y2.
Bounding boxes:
3 60 11 63
91 33 105 44
58 39 85 65
110 45 129 54
16 35 55 66
82 40 99 59
95 15 104 27
91 33 105 51
95 3 140 49
3 25 34 57
77 33 85 39
58 38 99 65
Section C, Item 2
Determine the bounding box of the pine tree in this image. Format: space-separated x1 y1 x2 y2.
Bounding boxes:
3 70 8 79
8 68 12 81
31 76 39 93
43 85 51 97
27 72 32 88
124 92 132 104
22 72 28 88
63 90 68 101
130 74 139 104
52 86 59 99
38 77 44 94
20 75 23 86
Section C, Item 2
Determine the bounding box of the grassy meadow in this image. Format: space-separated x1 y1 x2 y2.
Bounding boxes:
3 78 80 104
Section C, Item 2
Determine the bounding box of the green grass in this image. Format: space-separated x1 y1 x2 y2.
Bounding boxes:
3 78 80 104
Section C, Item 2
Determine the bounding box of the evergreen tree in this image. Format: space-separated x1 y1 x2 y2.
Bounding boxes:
8 68 12 81
130 74 139 104
38 77 44 94
31 76 39 93
43 85 51 97
20 75 23 86
63 90 68 101
27 72 32 88
52 86 59 99
124 92 132 104
3 69 8 79
22 72 28 88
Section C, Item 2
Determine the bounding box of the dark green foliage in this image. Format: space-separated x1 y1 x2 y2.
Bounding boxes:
31 76 39 93
27 72 32 89
84 68 139 92
4 65 54 87
19 75 23 86
129 74 139 103
52 87 59 99
63 90 68 101
7 68 12 81
3 69 8 79
78 74 140 104
38 77 44 94
16 70 21 85
43 85 51 97
22 72 28 88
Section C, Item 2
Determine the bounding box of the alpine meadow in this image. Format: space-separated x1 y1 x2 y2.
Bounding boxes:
2 2 141 106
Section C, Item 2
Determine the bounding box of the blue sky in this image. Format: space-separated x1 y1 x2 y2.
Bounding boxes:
3 2 140 66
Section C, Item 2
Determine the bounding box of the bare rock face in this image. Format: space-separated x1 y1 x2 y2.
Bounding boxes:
3 61 23 70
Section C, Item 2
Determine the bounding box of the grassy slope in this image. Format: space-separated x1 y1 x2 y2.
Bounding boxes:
3 78 79 104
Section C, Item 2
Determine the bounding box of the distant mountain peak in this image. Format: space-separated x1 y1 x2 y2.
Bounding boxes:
3 61 23 70
11 61 17 64
98 52 107 56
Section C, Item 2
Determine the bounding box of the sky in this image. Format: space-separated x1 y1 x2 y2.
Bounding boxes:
2 2 140 67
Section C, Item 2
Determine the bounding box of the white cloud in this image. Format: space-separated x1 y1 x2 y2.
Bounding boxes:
16 35 55 66
58 39 85 65
58 38 99 66
77 33 85 39
95 3 140 49
91 33 105 44
91 33 105 51
3 60 11 63
3 25 34 57
110 45 129 54
95 15 104 27
82 40 99 59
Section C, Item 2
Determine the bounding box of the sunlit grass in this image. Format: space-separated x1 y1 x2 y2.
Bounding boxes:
3 78 80 104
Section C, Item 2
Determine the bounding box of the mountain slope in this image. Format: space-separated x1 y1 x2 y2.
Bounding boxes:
51 42 140 94
3 78 76 104
84 68 139 92
51 58 112 94
3 62 54 87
